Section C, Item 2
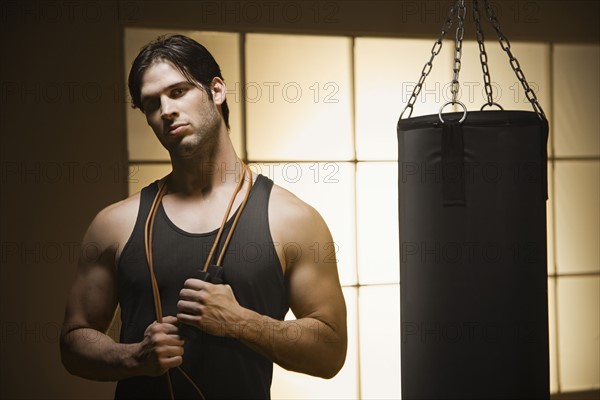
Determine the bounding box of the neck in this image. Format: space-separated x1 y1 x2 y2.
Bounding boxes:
167 133 242 196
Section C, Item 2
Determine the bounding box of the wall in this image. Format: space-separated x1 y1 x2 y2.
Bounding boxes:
1 1 127 398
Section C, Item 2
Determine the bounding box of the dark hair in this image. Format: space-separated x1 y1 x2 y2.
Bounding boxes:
128 34 230 128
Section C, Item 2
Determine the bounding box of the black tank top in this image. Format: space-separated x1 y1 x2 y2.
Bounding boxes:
115 175 288 399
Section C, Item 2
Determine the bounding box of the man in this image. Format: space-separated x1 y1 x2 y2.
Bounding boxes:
60 34 347 399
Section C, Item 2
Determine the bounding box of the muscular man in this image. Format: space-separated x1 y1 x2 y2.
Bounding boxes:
60 34 347 399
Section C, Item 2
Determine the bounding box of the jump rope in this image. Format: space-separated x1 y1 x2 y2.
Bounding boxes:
144 161 253 400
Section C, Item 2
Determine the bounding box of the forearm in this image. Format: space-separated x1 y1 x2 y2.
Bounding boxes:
232 309 347 379
60 327 141 381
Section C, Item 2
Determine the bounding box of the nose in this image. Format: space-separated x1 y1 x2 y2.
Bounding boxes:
160 96 178 120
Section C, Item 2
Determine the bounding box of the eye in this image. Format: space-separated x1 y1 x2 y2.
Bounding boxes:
171 87 187 97
143 99 160 114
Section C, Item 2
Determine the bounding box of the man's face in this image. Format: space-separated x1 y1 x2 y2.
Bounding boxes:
139 61 222 158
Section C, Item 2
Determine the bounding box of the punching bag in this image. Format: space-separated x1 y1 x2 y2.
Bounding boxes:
397 1 549 399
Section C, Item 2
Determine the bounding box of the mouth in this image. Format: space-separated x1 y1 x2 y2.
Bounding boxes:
167 123 189 136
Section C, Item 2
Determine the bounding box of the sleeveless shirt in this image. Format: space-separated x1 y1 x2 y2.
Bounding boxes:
114 174 289 399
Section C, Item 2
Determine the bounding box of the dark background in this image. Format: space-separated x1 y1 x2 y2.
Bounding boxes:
1 1 598 398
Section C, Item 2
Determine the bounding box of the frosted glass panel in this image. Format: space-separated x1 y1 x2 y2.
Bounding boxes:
557 276 600 391
124 28 243 160
356 38 452 160
459 40 552 154
250 162 357 286
554 44 600 157
555 161 600 274
459 41 550 115
356 162 399 284
359 284 401 399
246 34 353 161
271 287 358 399
128 163 171 195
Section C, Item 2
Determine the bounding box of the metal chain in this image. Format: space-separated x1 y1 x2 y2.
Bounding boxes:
450 0 466 104
483 0 546 118
399 3 457 119
472 0 500 109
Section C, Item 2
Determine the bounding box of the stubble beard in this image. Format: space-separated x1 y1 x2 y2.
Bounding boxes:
172 106 222 162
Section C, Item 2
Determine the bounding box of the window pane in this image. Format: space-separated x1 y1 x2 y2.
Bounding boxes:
459 41 551 115
124 29 242 161
355 38 453 161
555 161 600 274
270 287 358 399
547 161 555 276
557 276 600 391
359 284 401 399
459 41 552 157
553 44 600 157
128 163 171 195
246 34 353 161
250 162 357 286
356 162 399 284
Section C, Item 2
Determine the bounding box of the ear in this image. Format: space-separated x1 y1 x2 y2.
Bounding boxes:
210 77 227 106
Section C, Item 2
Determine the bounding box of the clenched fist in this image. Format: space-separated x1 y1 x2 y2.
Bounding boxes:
177 279 243 337
135 316 184 376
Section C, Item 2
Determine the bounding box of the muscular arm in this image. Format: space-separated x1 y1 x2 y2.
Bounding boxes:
177 186 347 379
60 196 183 381
60 204 136 380
238 224 347 379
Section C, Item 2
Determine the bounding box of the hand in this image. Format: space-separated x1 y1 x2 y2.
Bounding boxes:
135 316 184 376
177 279 242 337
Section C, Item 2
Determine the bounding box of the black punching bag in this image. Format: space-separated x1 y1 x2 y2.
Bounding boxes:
397 110 550 399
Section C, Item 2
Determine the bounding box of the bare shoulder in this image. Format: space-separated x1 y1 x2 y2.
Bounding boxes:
83 190 143 264
269 183 316 218
268 183 331 245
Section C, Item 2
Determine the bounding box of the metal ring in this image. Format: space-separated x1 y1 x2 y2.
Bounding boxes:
480 102 504 111
438 100 468 124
